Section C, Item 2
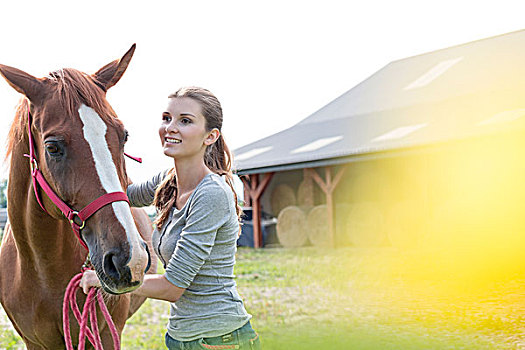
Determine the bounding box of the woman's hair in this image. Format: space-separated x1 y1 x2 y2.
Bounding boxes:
153 87 242 229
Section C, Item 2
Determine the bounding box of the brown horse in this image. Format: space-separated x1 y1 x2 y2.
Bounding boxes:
0 45 156 349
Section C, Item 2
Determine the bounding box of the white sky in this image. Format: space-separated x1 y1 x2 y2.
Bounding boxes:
0 0 523 182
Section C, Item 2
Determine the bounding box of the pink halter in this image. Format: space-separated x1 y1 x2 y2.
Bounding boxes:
25 108 136 251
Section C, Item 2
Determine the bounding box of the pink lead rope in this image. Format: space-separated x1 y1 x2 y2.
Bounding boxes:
25 106 142 349
63 270 120 350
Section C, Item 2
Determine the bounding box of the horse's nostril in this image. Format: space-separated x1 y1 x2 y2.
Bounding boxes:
103 251 125 282
141 241 152 273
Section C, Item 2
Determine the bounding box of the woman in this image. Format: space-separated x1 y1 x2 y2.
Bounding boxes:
80 87 261 350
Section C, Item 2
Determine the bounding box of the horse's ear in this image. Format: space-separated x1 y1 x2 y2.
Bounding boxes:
0 64 45 104
93 44 136 92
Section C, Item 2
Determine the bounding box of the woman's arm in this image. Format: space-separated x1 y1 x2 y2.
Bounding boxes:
127 169 171 207
132 274 185 302
80 270 185 303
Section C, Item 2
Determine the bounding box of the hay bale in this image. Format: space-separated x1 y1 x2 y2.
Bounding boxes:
276 205 308 248
306 205 331 247
307 203 352 247
297 179 315 207
297 179 325 206
386 200 424 249
305 204 352 247
335 203 351 246
271 184 296 216
346 202 386 247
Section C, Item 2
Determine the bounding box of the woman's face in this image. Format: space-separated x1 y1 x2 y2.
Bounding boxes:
159 97 213 161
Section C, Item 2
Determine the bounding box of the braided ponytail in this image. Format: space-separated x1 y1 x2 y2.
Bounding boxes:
153 168 177 229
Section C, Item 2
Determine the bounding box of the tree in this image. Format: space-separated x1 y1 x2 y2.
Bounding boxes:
0 179 7 208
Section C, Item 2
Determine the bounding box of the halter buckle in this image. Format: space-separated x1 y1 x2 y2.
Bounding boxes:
29 158 38 173
82 255 93 271
69 211 86 230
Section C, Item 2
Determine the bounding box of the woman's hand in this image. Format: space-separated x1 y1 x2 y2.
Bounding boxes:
79 270 101 294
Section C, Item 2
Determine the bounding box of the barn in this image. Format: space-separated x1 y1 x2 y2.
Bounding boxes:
234 30 525 249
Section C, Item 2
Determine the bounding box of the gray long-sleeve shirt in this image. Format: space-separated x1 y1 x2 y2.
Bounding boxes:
127 172 251 341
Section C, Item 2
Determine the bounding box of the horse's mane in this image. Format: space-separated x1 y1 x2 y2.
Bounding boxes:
5 68 123 161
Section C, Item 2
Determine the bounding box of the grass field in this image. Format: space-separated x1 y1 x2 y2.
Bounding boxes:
1 246 525 349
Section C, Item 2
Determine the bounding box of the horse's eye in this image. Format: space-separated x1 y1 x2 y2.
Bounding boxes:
124 130 129 143
46 144 58 153
45 142 63 157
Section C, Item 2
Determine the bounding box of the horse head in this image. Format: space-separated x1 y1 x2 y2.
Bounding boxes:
0 45 151 295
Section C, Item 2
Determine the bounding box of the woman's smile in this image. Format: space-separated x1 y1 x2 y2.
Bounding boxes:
165 137 182 144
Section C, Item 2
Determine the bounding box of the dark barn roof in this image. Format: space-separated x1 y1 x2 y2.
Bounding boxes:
233 30 525 175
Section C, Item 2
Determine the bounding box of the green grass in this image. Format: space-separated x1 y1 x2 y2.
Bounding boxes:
0 327 21 350
2 247 525 349
232 247 520 350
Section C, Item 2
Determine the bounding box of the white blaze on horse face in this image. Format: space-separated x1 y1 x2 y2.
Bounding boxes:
78 104 147 280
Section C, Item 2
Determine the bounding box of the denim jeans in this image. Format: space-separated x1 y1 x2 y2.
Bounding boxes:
165 321 261 350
